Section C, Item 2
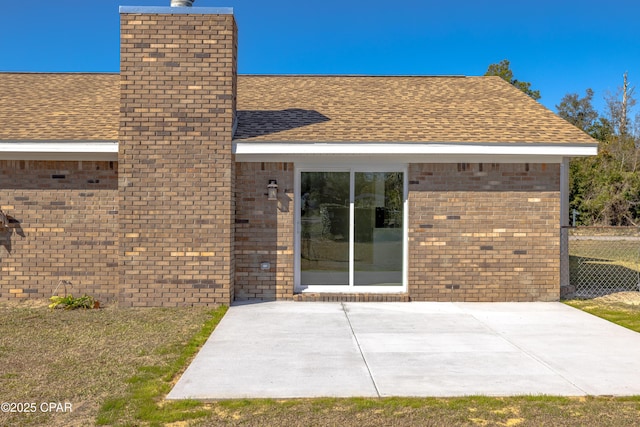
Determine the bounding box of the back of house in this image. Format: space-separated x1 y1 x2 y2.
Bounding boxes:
0 4 597 306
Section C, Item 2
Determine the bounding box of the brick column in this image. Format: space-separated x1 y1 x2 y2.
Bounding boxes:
119 7 237 306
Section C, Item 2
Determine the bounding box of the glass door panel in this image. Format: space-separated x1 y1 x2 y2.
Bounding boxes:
354 172 403 286
300 172 350 286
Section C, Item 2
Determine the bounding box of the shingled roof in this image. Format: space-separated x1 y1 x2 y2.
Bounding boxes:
235 75 596 144
0 73 596 145
0 73 119 141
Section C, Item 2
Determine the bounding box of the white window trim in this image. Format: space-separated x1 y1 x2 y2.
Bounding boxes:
294 164 408 294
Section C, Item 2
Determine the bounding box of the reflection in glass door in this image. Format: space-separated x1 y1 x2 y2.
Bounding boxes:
300 172 350 286
299 169 405 290
354 172 403 286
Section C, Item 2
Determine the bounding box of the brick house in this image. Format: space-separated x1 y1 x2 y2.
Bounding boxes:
0 6 597 306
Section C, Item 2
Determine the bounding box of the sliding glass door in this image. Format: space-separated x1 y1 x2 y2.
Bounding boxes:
298 168 405 291
354 172 404 286
300 172 350 286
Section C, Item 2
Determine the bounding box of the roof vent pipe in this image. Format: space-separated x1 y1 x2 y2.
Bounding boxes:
171 0 194 6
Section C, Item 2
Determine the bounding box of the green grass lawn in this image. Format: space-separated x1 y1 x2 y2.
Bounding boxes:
2 298 640 426
565 298 640 334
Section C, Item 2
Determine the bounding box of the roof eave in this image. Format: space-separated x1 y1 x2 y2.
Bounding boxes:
0 140 599 163
233 141 598 162
0 141 118 161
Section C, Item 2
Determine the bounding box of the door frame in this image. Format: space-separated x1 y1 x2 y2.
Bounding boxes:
294 163 408 293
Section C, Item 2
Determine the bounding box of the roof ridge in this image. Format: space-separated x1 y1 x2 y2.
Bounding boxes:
238 74 468 78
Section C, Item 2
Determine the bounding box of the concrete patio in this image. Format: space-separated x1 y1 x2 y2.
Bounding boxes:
168 301 640 399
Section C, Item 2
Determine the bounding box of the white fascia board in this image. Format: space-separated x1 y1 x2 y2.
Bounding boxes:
233 141 598 158
232 142 600 156
0 141 118 161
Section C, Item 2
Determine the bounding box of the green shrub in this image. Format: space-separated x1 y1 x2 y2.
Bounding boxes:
48 294 96 310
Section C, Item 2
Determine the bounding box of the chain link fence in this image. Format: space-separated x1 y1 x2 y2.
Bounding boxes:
569 227 640 298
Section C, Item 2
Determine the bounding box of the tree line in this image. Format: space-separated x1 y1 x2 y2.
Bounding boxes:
486 60 639 226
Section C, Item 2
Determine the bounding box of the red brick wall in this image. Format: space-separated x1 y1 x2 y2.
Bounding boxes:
1 159 562 304
0 160 118 302
234 162 561 303
119 11 237 306
235 162 294 300
408 163 561 301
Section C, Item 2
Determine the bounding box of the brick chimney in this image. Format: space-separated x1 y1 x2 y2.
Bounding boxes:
118 6 237 306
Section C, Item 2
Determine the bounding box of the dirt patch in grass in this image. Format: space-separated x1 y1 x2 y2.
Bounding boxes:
591 291 640 306
0 300 212 426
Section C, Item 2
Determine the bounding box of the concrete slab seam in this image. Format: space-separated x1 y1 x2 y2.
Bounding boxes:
462 306 589 395
341 302 381 397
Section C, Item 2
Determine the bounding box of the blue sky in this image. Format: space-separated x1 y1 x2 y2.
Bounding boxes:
1 0 638 114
